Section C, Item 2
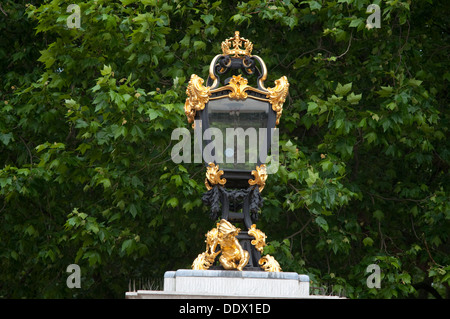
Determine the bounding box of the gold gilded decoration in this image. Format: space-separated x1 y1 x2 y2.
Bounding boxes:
266 76 289 126
208 75 268 103
186 33 289 127
221 31 253 57
217 219 250 270
259 255 282 272
252 55 268 90
248 164 268 192
208 54 221 89
193 221 282 272
192 219 250 271
184 74 210 127
192 228 220 270
226 75 251 100
205 162 226 190
248 224 267 252
248 224 282 272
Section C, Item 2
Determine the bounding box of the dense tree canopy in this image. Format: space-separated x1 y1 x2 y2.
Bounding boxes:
0 0 448 298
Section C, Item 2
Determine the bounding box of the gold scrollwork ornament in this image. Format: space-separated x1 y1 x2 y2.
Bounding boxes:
248 224 267 253
259 255 282 272
205 162 226 190
226 75 251 100
247 224 282 272
184 74 210 128
248 164 268 192
267 76 289 126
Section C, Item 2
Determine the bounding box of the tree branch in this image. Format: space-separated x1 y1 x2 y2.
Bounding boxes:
286 217 312 239
366 191 432 203
19 136 34 166
335 31 353 59
0 4 7 16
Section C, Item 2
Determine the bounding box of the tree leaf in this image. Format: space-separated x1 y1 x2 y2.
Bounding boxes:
335 82 352 96
363 237 374 246
315 216 329 232
347 92 362 104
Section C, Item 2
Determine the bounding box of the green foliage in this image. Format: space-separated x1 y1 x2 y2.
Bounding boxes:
0 0 448 298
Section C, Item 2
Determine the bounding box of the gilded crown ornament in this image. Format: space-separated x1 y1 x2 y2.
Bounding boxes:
221 31 253 57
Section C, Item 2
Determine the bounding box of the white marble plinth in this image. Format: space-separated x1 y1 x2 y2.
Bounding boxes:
126 269 317 299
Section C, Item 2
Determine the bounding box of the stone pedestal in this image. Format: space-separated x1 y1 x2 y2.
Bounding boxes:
126 269 316 299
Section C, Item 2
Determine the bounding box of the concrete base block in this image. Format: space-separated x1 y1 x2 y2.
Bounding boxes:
125 269 343 299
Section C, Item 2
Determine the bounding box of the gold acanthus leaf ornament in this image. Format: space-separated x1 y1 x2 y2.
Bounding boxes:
259 255 282 272
266 76 289 126
247 224 282 272
248 224 267 253
227 75 251 100
248 164 268 192
205 162 226 190
221 31 253 57
184 74 210 128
